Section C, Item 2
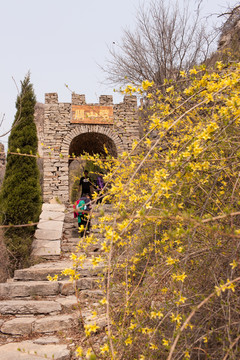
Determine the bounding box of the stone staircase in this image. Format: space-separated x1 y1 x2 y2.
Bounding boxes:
0 202 111 359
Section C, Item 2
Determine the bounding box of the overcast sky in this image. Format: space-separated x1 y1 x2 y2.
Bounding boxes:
0 0 238 148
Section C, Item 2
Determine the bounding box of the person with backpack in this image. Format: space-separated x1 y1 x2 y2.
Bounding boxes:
96 173 105 204
75 194 91 236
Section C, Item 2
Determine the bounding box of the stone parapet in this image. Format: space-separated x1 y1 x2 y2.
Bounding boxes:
45 93 58 104
72 93 86 105
99 95 113 105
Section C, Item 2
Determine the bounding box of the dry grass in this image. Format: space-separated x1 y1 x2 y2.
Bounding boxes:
0 229 10 283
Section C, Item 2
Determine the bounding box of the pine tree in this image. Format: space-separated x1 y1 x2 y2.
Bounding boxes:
0 73 42 268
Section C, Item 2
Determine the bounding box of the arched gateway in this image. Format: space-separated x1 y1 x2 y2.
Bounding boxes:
41 92 139 203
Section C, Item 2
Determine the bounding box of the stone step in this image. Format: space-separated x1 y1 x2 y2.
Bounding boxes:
42 203 66 212
0 339 70 360
31 239 61 258
40 210 65 222
0 300 62 315
1 314 77 336
59 278 99 296
0 278 101 299
0 281 59 298
14 260 104 282
61 239 103 254
0 202 109 352
14 261 73 281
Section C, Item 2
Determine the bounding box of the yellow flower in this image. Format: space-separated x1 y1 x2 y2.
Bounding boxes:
70 253 77 261
47 274 58 281
172 272 187 282
100 343 109 354
227 281 236 293
90 255 104 268
142 80 154 90
166 257 179 265
161 287 168 293
100 297 107 305
91 311 97 319
189 68 198 75
84 323 100 336
171 313 182 324
216 61 224 70
166 86 174 93
125 336 132 345
150 311 163 319
86 348 94 359
176 296 187 305
162 338 169 346
141 327 153 334
76 346 83 357
230 260 237 269
129 321 137 330
180 70 187 78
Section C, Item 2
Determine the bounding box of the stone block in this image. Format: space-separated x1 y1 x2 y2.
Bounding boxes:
0 340 70 360
59 281 75 296
55 296 78 310
0 281 59 298
0 300 61 315
14 261 72 281
31 240 61 257
40 211 65 221
42 203 65 212
33 336 60 344
1 317 35 335
37 220 64 232
35 229 62 240
33 314 76 333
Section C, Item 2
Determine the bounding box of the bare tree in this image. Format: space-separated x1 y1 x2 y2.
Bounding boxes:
103 0 215 86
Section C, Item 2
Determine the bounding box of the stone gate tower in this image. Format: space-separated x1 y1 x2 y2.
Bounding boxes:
41 93 139 203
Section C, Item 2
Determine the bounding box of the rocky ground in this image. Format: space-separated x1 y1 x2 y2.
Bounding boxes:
0 202 111 359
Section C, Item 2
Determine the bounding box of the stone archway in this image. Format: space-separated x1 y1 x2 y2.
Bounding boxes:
61 125 123 156
69 132 118 158
61 125 123 202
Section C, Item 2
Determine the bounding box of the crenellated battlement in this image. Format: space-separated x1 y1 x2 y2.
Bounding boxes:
45 92 137 108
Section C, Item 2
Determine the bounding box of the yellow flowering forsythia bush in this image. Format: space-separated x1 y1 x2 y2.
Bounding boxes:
72 62 240 359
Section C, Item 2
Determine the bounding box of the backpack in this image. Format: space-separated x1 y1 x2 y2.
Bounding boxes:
73 199 80 218
77 200 87 224
77 200 86 215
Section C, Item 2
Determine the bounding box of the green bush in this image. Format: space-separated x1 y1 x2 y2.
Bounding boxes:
0 73 42 269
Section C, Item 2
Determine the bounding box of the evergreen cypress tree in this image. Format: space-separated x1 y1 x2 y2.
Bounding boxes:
0 73 42 268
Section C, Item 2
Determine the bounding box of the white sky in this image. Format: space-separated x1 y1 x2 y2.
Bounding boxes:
0 0 238 148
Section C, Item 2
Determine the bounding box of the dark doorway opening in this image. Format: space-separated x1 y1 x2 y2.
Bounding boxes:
69 132 117 159
68 132 117 203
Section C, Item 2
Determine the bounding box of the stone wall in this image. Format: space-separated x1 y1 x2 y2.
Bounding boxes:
34 103 44 193
0 143 6 188
0 143 5 166
42 93 139 203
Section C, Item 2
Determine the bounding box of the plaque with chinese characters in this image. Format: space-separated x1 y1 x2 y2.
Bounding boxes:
71 105 114 124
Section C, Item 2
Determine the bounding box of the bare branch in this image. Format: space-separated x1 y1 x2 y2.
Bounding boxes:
102 0 216 86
